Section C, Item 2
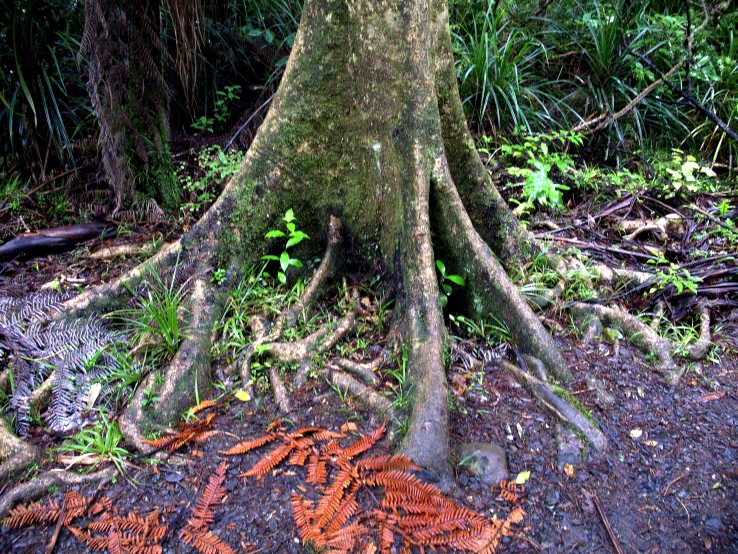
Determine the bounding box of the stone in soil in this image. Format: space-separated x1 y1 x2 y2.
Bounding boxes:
457 442 509 486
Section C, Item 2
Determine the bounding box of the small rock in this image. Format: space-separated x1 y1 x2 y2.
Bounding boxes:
458 442 509 486
585 376 615 406
545 489 560 506
705 517 722 532
555 425 583 471
562 521 589 550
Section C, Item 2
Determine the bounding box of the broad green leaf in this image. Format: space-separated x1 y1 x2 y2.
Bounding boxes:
265 230 286 238
278 272 287 284
288 259 303 268
261 254 279 261
280 251 290 272
446 275 465 286
435 260 446 276
285 231 309 249
286 222 296 233
283 209 295 223
515 470 531 485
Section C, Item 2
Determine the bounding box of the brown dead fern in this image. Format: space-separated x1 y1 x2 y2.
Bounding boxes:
141 411 217 453
68 508 168 553
229 420 526 553
2 490 108 529
179 461 236 554
3 490 167 554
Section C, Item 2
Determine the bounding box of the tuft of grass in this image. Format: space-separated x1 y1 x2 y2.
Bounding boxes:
57 414 129 473
113 265 188 364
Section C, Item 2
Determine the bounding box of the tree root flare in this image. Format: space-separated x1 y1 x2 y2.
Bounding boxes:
0 466 116 521
268 366 292 414
328 357 382 387
240 306 363 416
63 240 182 314
0 416 45 485
501 361 608 453
284 216 342 326
431 155 571 381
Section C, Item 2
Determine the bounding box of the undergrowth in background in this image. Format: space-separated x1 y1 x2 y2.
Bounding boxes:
178 145 244 219
450 0 738 169
1 0 737 226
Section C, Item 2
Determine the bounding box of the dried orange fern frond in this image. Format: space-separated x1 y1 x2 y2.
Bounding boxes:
239 440 297 478
2 490 90 529
357 454 418 473
306 453 328 484
496 479 525 503
219 432 278 455
190 399 216 414
189 461 228 530
178 461 236 554
180 527 237 554
333 421 386 461
240 420 526 554
73 508 168 553
142 412 216 452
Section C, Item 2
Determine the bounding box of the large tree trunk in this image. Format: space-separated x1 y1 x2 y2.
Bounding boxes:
134 0 567 484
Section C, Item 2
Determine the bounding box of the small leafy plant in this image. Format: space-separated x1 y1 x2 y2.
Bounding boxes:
179 145 244 219
56 414 129 473
191 85 241 134
497 130 584 213
647 253 702 295
435 260 465 308
113 266 187 363
262 209 309 284
654 150 718 199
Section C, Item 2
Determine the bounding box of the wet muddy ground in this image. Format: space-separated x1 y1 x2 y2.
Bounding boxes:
1 330 736 553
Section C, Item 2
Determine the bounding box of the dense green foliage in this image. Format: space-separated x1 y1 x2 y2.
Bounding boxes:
0 0 736 218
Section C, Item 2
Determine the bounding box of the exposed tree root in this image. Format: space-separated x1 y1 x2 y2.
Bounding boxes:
319 367 397 426
28 373 54 414
591 264 654 288
569 302 712 385
329 356 382 387
63 240 183 315
119 275 218 453
0 416 45 485
684 305 712 361
0 466 116 521
431 155 572 381
501 361 608 454
284 215 343 326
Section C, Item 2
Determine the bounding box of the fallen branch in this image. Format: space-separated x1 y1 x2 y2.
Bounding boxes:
0 222 117 262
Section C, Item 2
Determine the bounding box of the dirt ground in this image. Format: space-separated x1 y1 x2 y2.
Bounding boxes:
0 211 737 554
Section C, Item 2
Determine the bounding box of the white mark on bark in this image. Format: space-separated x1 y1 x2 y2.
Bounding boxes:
372 142 382 176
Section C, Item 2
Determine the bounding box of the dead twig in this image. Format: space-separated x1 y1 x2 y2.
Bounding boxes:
662 472 690 497
592 492 624 554
43 494 68 554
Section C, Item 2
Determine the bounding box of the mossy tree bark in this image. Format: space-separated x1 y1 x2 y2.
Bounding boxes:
108 0 566 485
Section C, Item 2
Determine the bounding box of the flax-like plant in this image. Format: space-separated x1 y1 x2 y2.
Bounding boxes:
114 266 188 363
57 414 130 473
453 3 558 135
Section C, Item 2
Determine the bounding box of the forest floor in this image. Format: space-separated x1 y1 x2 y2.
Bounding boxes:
0 181 737 553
